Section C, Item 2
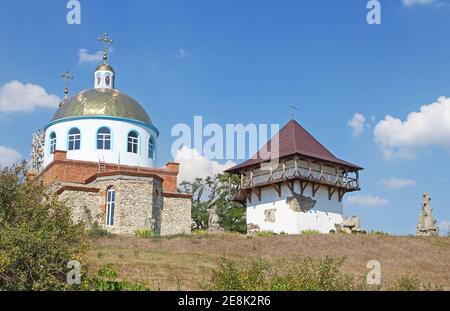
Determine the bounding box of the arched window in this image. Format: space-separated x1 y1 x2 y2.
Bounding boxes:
97 127 112 150
106 187 116 226
49 132 57 154
127 131 138 154
68 128 81 151
149 136 156 159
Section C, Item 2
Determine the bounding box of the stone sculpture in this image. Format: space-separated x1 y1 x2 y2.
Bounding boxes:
417 193 439 237
335 216 364 234
207 196 223 233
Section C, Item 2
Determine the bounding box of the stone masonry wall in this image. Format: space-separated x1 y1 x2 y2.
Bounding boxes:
160 195 192 236
58 189 103 229
93 175 161 235
55 175 161 235
52 173 192 236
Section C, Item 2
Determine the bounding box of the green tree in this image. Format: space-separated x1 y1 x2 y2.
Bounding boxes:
0 162 88 290
178 173 246 233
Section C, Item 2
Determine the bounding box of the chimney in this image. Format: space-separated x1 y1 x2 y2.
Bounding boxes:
165 162 180 173
53 150 68 161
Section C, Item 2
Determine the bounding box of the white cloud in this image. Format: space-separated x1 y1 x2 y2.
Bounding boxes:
175 147 235 184
175 48 188 59
0 146 22 167
0 81 60 113
377 177 416 190
402 0 435 6
348 113 366 137
373 97 450 159
78 48 103 63
346 194 389 207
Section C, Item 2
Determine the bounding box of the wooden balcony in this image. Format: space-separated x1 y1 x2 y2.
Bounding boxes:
241 164 360 193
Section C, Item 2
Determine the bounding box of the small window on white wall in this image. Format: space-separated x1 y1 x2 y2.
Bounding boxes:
49 132 57 154
127 131 139 154
105 74 111 86
106 187 116 226
149 136 156 159
68 128 81 151
97 127 112 150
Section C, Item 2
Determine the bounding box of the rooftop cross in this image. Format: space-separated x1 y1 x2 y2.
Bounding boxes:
289 105 299 119
60 70 74 100
98 32 113 64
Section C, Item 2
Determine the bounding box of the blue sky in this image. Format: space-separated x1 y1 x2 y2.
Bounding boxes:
0 0 449 235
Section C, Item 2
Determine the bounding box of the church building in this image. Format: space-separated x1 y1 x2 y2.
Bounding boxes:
30 34 192 236
226 119 363 234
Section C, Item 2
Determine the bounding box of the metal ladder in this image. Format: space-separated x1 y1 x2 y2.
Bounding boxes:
98 156 107 172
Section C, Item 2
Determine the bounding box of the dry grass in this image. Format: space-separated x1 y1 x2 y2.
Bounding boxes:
86 233 450 291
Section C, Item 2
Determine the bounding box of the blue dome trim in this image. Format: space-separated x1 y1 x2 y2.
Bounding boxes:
44 115 160 138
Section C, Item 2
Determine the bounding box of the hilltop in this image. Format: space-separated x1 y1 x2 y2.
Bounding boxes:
87 233 450 290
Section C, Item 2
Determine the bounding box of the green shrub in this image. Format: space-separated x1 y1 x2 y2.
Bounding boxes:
179 174 247 234
135 229 156 238
193 229 209 236
0 163 87 290
391 276 443 291
255 231 276 237
300 230 321 235
91 264 149 291
367 230 390 236
89 222 112 238
202 256 363 291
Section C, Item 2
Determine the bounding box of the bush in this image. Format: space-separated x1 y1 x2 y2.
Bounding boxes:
391 276 443 291
255 231 276 237
135 229 156 238
300 230 321 235
193 229 209 236
0 163 87 290
90 264 149 291
89 222 112 238
203 256 363 291
367 230 390 236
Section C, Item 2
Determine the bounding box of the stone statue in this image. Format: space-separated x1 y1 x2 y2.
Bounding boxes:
417 193 439 237
286 192 317 213
335 216 364 234
30 130 45 173
207 196 223 233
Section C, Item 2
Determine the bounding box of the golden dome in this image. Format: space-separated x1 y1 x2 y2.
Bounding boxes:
52 88 152 126
95 63 115 73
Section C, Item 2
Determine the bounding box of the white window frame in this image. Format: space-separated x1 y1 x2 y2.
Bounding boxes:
97 127 112 150
149 136 156 159
127 131 139 154
68 128 81 151
106 187 116 226
50 133 57 154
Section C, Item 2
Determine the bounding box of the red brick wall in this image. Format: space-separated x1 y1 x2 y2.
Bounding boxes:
37 151 179 192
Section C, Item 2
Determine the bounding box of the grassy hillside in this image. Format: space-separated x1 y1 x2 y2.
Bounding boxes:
87 233 450 291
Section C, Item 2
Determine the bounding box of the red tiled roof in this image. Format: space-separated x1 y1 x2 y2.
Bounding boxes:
226 119 362 173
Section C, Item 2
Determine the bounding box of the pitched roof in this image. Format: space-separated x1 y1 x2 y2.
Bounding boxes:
226 119 362 173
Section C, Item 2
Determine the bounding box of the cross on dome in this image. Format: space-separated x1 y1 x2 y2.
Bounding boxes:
98 32 113 64
60 70 74 101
